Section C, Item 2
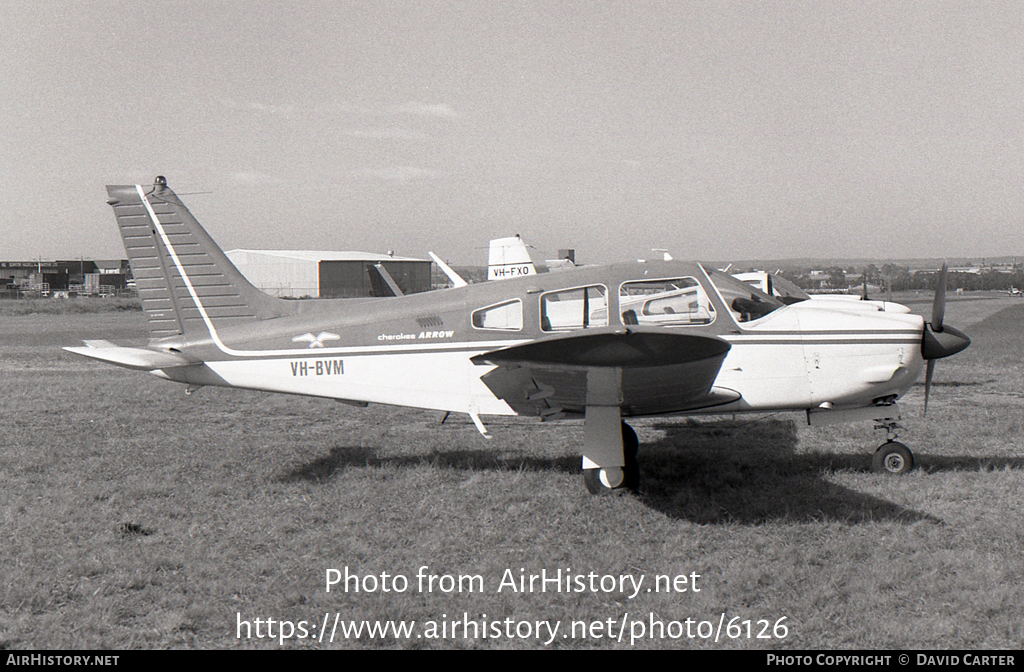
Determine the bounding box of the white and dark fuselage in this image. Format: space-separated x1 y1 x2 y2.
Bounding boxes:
152 263 927 420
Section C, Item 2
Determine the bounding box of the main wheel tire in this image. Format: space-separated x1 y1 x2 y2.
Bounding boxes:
872 441 915 475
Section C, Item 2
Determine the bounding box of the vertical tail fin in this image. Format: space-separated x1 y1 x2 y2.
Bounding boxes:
106 176 294 343
487 234 537 280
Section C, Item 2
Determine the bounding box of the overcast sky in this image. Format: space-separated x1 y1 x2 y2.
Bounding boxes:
2 1 1022 265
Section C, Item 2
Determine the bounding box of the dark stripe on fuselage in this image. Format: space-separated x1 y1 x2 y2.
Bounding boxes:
203 334 921 361
722 338 921 346
734 329 921 336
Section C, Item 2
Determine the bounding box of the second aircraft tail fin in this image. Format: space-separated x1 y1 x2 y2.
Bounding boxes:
487 235 537 281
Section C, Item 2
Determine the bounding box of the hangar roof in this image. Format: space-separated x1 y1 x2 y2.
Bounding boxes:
227 249 427 263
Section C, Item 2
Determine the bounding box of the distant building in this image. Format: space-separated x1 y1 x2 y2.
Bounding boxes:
0 259 129 295
225 250 432 298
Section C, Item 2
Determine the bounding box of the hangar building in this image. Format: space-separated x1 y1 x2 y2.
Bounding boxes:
225 250 433 298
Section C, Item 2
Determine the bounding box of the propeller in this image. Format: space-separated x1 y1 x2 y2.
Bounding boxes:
921 263 970 414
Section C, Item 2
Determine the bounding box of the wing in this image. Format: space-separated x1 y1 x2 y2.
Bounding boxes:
470 327 740 418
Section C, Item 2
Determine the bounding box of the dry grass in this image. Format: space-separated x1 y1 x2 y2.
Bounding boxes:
1 293 1022 649
0 297 141 316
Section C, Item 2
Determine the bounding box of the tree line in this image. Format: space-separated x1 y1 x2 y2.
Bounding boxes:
780 264 1024 292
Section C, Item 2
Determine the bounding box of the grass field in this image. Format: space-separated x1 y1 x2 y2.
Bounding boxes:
1 293 1022 649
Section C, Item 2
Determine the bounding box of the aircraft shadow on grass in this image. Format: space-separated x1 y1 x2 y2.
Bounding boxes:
271 416 1020 525
276 442 579 486
913 455 1024 473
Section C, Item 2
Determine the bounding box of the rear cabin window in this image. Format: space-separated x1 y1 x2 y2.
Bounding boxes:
540 285 608 332
472 299 523 331
618 277 715 326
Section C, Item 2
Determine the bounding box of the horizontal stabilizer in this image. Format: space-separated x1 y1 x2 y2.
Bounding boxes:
64 340 194 371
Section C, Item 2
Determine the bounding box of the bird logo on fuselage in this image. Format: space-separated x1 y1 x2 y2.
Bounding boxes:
292 332 341 348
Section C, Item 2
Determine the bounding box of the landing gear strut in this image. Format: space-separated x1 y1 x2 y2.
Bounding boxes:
583 421 640 494
872 419 915 474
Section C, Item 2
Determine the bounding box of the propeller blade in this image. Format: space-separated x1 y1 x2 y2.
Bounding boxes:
931 263 948 333
923 359 936 416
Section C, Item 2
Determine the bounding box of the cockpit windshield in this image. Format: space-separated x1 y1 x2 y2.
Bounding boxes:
702 266 786 323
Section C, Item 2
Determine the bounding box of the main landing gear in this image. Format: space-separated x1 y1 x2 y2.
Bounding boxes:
872 419 915 475
583 421 640 495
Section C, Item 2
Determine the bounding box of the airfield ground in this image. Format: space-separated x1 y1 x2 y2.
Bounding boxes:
1 292 1022 649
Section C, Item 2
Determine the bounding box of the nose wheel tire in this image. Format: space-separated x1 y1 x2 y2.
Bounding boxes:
872 441 915 475
584 422 640 494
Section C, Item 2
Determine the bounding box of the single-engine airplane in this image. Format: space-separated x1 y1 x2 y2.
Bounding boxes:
66 177 971 494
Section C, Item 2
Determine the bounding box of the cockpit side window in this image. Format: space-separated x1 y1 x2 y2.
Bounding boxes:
618 277 715 327
703 267 785 323
540 285 608 332
472 299 523 331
